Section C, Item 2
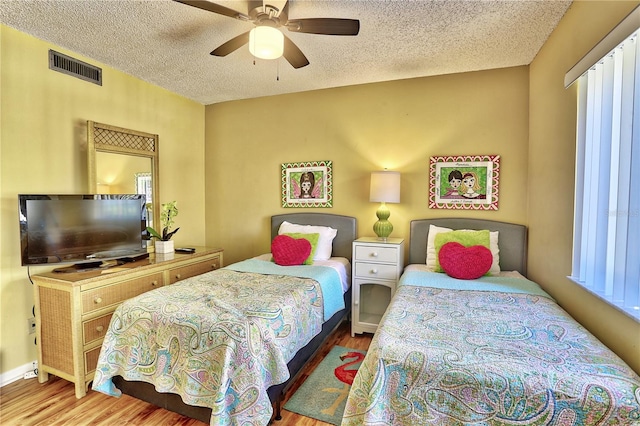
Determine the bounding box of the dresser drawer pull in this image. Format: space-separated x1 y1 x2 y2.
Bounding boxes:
175 273 182 280
96 325 104 333
370 252 378 258
151 280 158 286
94 297 102 305
370 269 378 274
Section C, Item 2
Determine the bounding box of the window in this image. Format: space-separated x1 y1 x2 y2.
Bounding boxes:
135 172 153 228
567 8 639 320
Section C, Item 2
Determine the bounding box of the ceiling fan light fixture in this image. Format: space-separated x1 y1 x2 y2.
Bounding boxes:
249 26 284 60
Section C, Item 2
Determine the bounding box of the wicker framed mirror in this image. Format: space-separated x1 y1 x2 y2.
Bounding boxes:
87 121 160 230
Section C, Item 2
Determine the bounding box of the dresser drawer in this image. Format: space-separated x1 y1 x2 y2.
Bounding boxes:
83 313 113 345
81 272 163 314
169 257 221 284
354 262 398 280
354 245 399 263
84 346 102 375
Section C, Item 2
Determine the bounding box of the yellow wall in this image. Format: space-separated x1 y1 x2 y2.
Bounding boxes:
204 1 640 373
205 67 530 265
528 0 640 373
2 0 639 380
0 26 206 376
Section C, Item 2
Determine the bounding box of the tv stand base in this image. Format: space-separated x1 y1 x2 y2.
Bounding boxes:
53 261 108 273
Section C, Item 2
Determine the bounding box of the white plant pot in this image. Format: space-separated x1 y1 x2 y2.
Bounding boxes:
155 240 174 254
155 251 175 262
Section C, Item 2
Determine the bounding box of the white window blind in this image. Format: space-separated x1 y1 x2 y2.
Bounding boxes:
569 11 640 320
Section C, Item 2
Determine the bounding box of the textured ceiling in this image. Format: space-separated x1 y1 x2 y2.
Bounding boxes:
1 0 572 105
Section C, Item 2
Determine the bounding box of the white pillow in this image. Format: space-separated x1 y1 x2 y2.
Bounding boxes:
278 221 338 261
426 224 500 275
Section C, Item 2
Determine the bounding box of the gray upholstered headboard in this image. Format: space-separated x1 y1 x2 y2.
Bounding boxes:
271 213 357 260
409 218 528 276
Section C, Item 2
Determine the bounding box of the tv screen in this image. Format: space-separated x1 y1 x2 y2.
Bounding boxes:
18 194 147 267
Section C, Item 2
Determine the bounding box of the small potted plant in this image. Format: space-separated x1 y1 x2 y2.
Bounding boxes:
146 200 179 253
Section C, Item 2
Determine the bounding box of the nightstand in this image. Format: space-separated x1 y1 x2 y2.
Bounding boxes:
351 237 404 336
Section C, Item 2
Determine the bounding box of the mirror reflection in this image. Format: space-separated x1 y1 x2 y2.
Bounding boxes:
96 152 154 227
87 121 160 233
96 152 150 194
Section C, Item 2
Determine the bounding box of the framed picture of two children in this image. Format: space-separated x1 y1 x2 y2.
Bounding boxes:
429 155 500 210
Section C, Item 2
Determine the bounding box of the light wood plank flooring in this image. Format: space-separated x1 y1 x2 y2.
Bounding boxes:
1 321 372 426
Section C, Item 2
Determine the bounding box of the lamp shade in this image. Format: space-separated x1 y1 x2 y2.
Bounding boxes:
249 26 284 60
369 171 401 203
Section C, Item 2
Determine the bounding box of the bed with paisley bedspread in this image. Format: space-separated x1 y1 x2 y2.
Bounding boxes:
342 218 640 426
92 213 356 425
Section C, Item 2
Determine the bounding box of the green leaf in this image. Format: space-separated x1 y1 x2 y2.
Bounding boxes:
164 227 180 241
146 226 163 240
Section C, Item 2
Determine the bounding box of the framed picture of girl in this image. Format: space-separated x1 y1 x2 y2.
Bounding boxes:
429 155 500 210
281 160 333 208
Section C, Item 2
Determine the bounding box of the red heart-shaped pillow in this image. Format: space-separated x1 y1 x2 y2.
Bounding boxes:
271 235 312 266
438 242 493 280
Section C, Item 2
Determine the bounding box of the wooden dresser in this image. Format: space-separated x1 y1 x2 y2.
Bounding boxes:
31 246 223 398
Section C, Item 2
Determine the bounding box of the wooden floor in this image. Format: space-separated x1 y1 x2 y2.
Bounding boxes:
0 321 372 426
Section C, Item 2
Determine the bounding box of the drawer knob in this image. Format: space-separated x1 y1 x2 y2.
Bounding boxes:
96 325 104 333
151 280 158 286
175 273 182 280
370 252 378 258
354 300 359 305
370 269 378 274
94 297 102 304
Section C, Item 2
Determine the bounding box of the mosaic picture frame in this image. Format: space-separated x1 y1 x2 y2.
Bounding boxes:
281 160 333 208
429 155 500 210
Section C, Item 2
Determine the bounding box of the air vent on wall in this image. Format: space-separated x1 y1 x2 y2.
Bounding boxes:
48 50 102 86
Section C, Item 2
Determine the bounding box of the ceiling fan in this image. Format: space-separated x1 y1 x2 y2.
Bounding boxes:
174 0 360 69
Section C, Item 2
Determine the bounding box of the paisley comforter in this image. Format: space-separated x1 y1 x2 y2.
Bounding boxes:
342 271 640 425
93 259 344 425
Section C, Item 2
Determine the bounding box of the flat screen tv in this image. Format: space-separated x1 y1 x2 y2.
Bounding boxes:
18 194 148 268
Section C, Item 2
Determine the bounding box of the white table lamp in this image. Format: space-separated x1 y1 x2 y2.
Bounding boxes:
369 171 400 240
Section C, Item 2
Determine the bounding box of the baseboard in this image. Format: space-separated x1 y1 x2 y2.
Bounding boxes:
0 359 38 387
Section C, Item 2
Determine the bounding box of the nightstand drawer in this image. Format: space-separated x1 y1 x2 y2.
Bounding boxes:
354 262 398 280
81 272 163 314
354 245 399 263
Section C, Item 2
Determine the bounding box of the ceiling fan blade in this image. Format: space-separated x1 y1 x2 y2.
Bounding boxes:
278 0 289 23
283 35 309 69
173 0 249 20
210 31 250 56
286 18 360 36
